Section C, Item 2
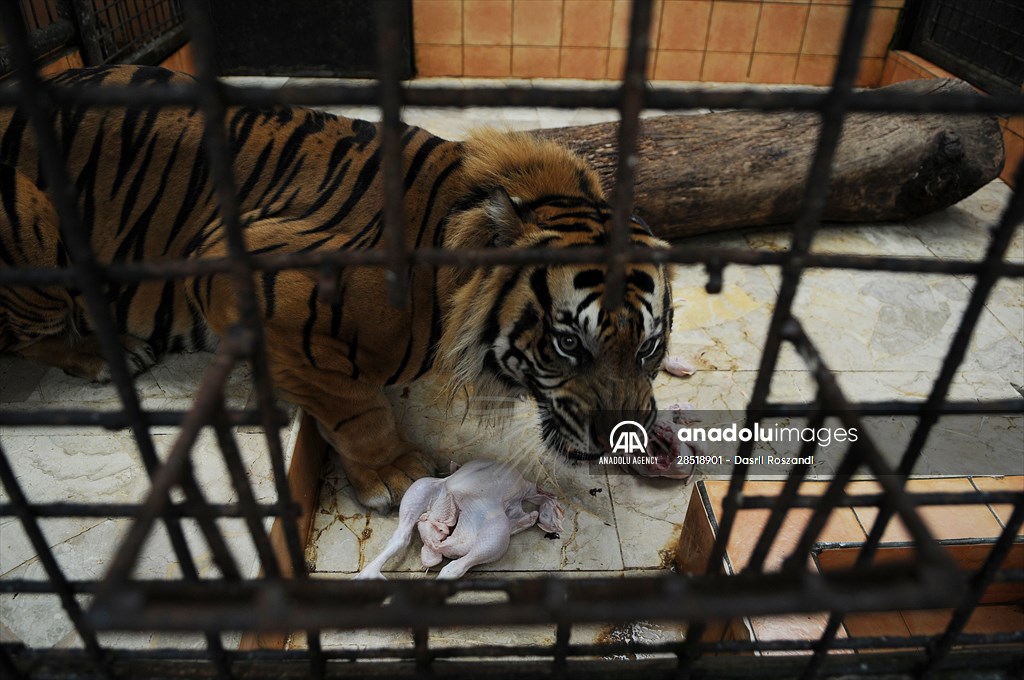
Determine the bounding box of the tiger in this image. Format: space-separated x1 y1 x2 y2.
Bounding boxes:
0 65 673 510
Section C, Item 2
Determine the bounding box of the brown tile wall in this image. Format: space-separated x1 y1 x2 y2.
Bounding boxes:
413 0 904 85
880 50 1022 189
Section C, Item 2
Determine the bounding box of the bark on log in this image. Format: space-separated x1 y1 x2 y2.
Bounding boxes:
534 79 1005 239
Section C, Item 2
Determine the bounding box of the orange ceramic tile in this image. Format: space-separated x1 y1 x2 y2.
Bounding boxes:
1009 115 1024 137
512 45 561 77
707 2 760 53
863 7 899 58
851 478 1005 544
900 51 958 79
559 47 609 78
464 45 512 76
879 50 898 85
161 52 181 72
652 49 703 80
413 0 463 45
749 53 798 84
972 476 1024 536
702 52 752 82
843 611 912 640
417 45 464 76
562 0 614 47
512 0 563 46
889 61 921 84
900 610 951 636
465 0 513 45
963 605 1024 633
754 3 808 54
801 4 848 56
749 612 847 649
794 54 836 85
174 45 196 74
900 607 1024 637
706 481 865 573
1001 130 1023 188
66 50 84 69
659 0 712 51
38 55 70 77
856 57 884 87
610 0 663 49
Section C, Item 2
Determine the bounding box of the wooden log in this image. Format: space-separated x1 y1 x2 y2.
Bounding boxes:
534 79 1006 239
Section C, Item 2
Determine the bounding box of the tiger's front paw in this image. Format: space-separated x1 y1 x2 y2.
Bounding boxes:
343 452 434 512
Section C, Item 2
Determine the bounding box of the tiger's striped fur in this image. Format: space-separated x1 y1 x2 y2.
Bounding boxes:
0 66 673 510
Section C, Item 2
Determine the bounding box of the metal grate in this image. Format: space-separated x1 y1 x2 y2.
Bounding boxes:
0 0 1022 678
75 0 185 65
909 0 1024 95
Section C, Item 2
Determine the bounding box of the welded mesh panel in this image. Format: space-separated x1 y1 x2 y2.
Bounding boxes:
80 0 184 64
912 0 1024 95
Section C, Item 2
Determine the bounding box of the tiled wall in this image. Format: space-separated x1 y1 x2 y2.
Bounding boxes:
881 50 1023 189
414 0 905 86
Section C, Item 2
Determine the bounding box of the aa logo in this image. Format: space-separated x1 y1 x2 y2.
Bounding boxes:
610 420 648 454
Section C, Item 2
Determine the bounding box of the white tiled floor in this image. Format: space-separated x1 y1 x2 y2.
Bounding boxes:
1 77 1021 652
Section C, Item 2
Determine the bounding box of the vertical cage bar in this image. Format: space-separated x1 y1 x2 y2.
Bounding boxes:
211 409 283 579
704 0 875 579
0 443 113 679
180 1 325 671
744 409 824 573
923 498 1024 673
860 156 1024 554
374 0 410 309
806 155 1024 673
602 0 652 311
67 0 103 63
0 3 232 671
95 331 248 595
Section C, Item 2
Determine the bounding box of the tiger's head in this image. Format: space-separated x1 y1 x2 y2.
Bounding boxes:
439 130 672 462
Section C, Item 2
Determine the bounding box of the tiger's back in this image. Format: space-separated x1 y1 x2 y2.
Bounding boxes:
0 65 462 375
1 65 675 512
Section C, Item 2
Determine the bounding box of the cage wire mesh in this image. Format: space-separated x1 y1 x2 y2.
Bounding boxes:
0 0 1022 678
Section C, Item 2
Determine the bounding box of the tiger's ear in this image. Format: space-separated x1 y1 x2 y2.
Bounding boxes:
486 187 535 247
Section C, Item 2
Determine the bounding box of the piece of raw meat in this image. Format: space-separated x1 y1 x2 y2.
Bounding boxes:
356 460 565 580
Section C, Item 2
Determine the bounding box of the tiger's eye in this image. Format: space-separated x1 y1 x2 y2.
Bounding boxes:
638 338 659 358
556 333 580 353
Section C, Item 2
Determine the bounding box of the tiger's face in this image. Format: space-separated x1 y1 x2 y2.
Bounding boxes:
454 191 673 462
497 261 672 461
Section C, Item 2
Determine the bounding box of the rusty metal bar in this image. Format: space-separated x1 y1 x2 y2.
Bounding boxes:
923 497 1024 674
84 563 964 633
4 247 1024 290
744 408 824 573
781 318 953 571
860 155 1024 547
211 408 282 579
0 501 293 519
0 442 113 679
0 4 232 674
374 0 410 309
95 331 250 600
804 151 1024 674
0 81 1022 116
0 408 282 428
691 12 878 675
602 0 652 311
180 2 324 672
